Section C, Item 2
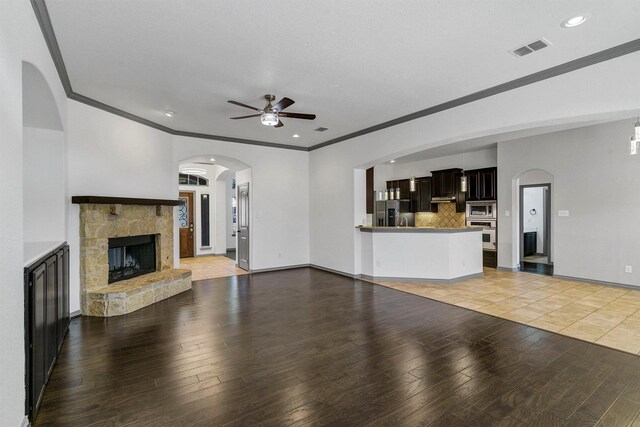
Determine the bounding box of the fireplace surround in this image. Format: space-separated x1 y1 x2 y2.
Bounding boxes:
74 197 192 316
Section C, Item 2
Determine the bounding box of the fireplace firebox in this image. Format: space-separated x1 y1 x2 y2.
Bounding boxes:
108 234 156 283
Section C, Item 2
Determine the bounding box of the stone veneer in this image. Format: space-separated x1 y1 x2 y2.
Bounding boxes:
79 203 191 316
85 269 192 317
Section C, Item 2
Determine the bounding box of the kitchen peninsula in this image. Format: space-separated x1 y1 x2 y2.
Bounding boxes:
358 226 483 282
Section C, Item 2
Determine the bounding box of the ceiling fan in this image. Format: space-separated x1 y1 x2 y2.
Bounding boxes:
228 94 316 128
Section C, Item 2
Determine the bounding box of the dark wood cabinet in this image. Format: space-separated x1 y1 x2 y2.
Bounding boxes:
431 168 462 199
465 167 497 201
386 179 411 200
524 231 537 257
25 243 70 422
431 168 465 212
455 175 466 213
366 167 374 214
483 250 497 268
416 177 438 212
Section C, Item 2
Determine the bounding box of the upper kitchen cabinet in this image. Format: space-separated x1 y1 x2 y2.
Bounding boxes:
417 177 438 213
431 169 465 213
465 167 497 201
431 168 462 199
386 179 411 200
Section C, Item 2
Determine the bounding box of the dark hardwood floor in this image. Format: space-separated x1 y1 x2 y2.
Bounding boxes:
34 268 640 426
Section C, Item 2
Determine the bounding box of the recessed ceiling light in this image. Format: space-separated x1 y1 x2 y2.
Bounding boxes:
561 15 588 28
164 110 175 117
292 134 300 138
390 160 395 163
209 158 215 162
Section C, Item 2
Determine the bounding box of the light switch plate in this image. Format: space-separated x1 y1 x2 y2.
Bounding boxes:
558 210 569 217
505 210 510 217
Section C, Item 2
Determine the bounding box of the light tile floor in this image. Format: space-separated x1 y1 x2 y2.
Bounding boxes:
180 255 249 281
372 268 640 355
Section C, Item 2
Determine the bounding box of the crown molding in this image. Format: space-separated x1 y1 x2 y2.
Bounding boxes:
32 0 640 153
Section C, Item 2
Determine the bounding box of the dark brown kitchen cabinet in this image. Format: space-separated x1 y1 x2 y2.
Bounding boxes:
483 250 497 268
25 243 69 422
386 179 411 200
465 167 497 201
431 168 462 199
417 177 438 212
455 174 466 213
524 231 537 257
366 167 374 214
431 169 465 213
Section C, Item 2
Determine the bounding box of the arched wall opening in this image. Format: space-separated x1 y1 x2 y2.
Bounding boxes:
175 155 251 267
22 61 66 243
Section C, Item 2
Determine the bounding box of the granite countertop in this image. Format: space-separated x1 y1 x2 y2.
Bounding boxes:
356 226 482 233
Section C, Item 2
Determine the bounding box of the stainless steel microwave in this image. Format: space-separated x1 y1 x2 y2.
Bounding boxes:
466 201 496 220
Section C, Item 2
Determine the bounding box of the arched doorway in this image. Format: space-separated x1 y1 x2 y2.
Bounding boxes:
176 155 252 280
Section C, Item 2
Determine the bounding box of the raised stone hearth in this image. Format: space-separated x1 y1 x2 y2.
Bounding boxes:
86 269 191 317
77 201 192 316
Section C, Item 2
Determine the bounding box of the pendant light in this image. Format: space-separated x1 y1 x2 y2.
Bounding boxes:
409 176 416 192
460 144 468 192
630 117 640 155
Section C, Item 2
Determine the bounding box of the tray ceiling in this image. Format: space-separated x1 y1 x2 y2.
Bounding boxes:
43 0 640 149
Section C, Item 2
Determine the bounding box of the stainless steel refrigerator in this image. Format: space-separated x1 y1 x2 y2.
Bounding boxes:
375 200 414 226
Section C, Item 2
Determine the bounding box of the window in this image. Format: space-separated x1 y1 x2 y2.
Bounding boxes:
179 173 208 186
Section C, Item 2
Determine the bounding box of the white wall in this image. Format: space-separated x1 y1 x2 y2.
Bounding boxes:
0 0 68 424
23 127 66 242
173 137 309 271
498 119 640 286
522 187 544 253
66 100 175 312
310 50 640 276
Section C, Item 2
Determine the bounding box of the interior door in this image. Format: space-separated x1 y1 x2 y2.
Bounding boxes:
237 183 250 271
178 192 194 258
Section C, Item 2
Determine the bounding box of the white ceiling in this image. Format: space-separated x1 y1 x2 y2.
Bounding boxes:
45 0 640 148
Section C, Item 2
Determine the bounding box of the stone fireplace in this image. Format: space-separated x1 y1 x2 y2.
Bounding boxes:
73 196 192 317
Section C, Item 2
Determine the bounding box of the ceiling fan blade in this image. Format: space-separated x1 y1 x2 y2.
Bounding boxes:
278 112 316 120
272 97 294 112
274 120 284 128
228 100 262 112
229 114 262 120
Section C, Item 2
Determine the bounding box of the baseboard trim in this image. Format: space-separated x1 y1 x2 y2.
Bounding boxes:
213 252 227 256
250 264 309 274
358 272 483 284
308 264 359 279
497 266 520 272
70 310 82 318
553 274 640 290
20 416 30 427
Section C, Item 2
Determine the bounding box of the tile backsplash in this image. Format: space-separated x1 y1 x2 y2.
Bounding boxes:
415 203 465 228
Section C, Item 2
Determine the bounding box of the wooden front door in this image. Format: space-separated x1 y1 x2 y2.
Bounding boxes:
179 192 194 258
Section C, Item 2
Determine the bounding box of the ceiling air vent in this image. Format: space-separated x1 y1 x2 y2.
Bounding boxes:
510 38 551 57
314 127 328 132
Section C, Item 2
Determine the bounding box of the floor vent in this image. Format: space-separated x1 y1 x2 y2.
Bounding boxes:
510 38 551 57
314 127 328 132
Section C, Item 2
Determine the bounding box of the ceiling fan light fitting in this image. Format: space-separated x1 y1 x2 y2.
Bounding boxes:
261 112 279 126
